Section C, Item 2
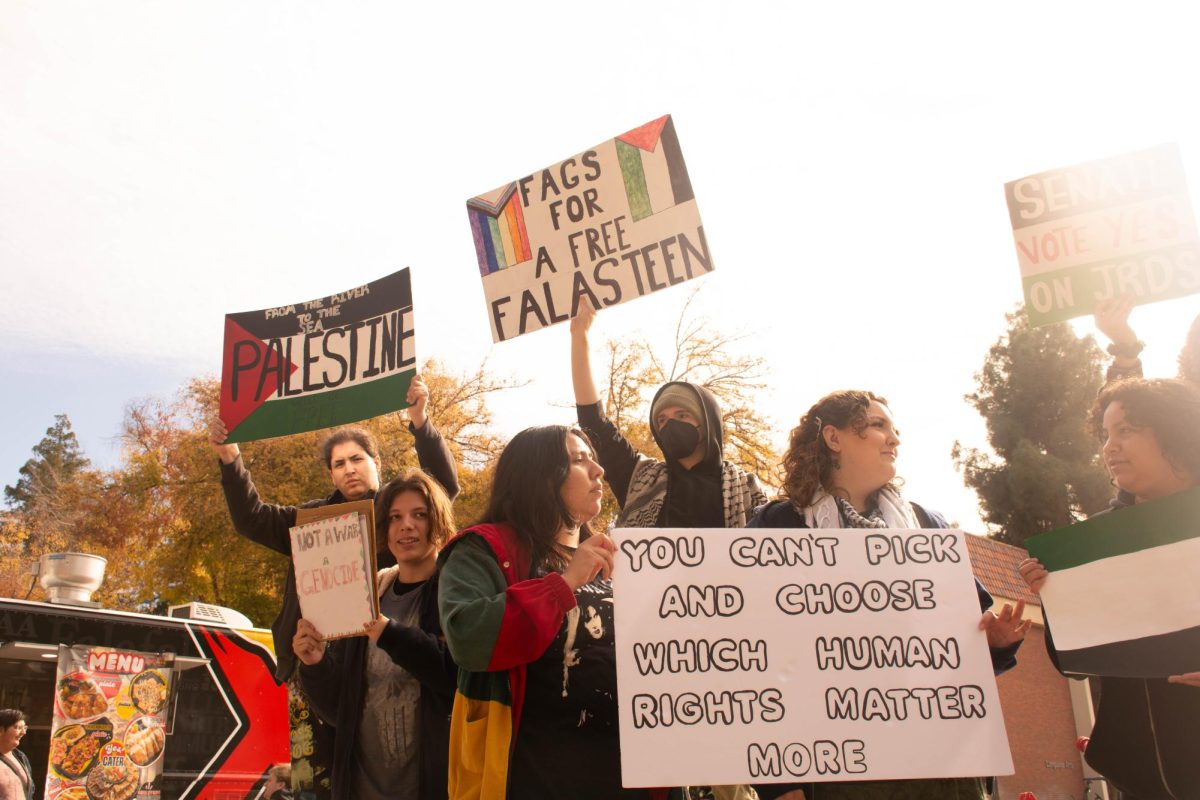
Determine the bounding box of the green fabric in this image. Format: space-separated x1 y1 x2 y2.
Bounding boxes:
439 535 511 689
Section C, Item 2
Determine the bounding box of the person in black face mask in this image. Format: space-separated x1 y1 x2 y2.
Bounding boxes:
570 299 767 530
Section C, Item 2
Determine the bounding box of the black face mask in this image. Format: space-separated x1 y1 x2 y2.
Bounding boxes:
658 418 702 462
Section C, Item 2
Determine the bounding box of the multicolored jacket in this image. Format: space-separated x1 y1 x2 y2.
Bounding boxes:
437 523 578 800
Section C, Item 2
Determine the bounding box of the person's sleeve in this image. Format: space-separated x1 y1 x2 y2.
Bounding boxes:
439 536 576 673
375 612 457 694
219 455 297 555
1104 358 1144 386
410 419 460 501
296 644 346 727
576 401 642 508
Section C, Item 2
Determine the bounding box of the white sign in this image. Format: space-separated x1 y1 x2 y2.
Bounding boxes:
613 528 1014 787
290 511 377 640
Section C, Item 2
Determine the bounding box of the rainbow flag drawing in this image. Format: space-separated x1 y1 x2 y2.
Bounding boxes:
467 183 533 277
615 115 695 222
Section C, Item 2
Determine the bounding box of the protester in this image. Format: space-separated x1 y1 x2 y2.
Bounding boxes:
1019 377 1200 799
1093 295 1200 385
262 763 293 800
0 710 33 800
293 469 457 800
570 300 766 530
750 390 1029 800
209 374 459 680
438 425 656 800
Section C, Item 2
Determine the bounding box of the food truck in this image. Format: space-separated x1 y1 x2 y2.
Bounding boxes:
0 553 304 800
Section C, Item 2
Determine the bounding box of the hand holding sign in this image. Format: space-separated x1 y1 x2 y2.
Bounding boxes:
293 619 327 666
406 373 429 429
563 532 617 590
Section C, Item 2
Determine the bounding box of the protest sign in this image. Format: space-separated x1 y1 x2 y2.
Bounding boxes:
466 114 713 342
1005 144 1200 326
47 645 174 799
613 528 1013 788
1026 486 1200 678
291 502 378 640
219 268 416 443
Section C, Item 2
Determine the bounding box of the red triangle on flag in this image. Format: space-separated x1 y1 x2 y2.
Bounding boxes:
617 115 669 153
219 317 298 434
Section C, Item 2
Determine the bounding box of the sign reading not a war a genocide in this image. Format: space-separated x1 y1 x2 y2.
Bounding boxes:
466 114 713 342
219 269 416 443
1005 144 1200 327
613 528 1014 788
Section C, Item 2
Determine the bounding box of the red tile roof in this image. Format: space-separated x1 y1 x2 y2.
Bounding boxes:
964 533 1041 606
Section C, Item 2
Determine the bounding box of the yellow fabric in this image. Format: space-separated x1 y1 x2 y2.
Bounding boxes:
447 691 514 800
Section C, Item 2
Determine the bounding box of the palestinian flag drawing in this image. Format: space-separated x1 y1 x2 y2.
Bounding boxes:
1026 487 1200 677
219 269 416 443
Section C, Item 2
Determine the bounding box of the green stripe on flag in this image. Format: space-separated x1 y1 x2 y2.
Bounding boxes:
617 139 652 221
226 370 415 443
1027 485 1200 571
487 215 508 267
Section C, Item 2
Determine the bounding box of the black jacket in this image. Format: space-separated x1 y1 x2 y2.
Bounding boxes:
218 419 459 681
1048 494 1200 800
297 573 455 800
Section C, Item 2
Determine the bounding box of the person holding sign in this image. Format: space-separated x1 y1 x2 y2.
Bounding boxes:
209 374 460 682
749 390 1029 800
570 299 767 529
1019 378 1200 800
438 425 656 800
293 469 457 800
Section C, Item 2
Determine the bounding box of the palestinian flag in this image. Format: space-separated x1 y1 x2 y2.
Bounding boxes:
1026 486 1200 677
219 269 416 443
615 115 694 222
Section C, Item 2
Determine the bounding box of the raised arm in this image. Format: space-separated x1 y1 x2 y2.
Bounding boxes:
210 416 296 555
571 298 601 405
1095 295 1145 385
406 373 461 501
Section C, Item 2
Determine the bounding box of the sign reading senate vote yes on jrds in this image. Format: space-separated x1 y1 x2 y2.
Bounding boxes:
612 528 1013 788
1006 144 1200 327
220 269 416 443
467 114 713 342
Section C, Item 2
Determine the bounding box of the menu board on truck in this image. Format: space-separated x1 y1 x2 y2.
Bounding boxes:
46 645 174 800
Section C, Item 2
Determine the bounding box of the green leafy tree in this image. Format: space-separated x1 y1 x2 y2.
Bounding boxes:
953 309 1114 545
5 414 91 511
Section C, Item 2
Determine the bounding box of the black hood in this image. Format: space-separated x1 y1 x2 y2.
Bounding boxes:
648 381 723 471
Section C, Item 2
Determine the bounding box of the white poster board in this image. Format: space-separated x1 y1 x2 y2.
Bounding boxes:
613 528 1014 787
290 511 377 640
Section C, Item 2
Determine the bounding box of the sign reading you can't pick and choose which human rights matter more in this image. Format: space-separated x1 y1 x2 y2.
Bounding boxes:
466 114 713 342
219 269 416 443
613 528 1014 788
1006 143 1200 327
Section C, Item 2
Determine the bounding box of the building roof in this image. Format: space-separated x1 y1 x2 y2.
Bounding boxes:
965 533 1041 606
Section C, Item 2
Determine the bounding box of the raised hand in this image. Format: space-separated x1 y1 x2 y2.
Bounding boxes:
562 533 616 590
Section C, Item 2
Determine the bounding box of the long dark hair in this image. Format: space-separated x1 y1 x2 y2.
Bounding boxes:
375 469 456 552
476 425 594 573
780 390 893 507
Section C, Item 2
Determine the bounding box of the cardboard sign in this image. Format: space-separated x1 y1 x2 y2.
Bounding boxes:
47 645 174 799
220 269 416 443
290 504 379 640
467 114 713 342
1026 487 1200 678
613 528 1013 788
1005 144 1200 326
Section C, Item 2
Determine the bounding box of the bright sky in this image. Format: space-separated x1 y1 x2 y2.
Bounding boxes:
4 1 1199 532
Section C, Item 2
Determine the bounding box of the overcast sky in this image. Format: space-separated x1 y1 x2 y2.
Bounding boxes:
4 1 1199 531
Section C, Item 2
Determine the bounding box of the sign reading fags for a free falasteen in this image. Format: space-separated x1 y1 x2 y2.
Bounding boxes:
219 269 416 443
612 528 1014 787
466 115 713 342
1005 144 1200 327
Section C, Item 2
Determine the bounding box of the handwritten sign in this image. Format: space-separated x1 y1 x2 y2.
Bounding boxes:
220 268 416 443
613 528 1013 787
1005 144 1200 326
467 114 713 342
290 509 378 640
